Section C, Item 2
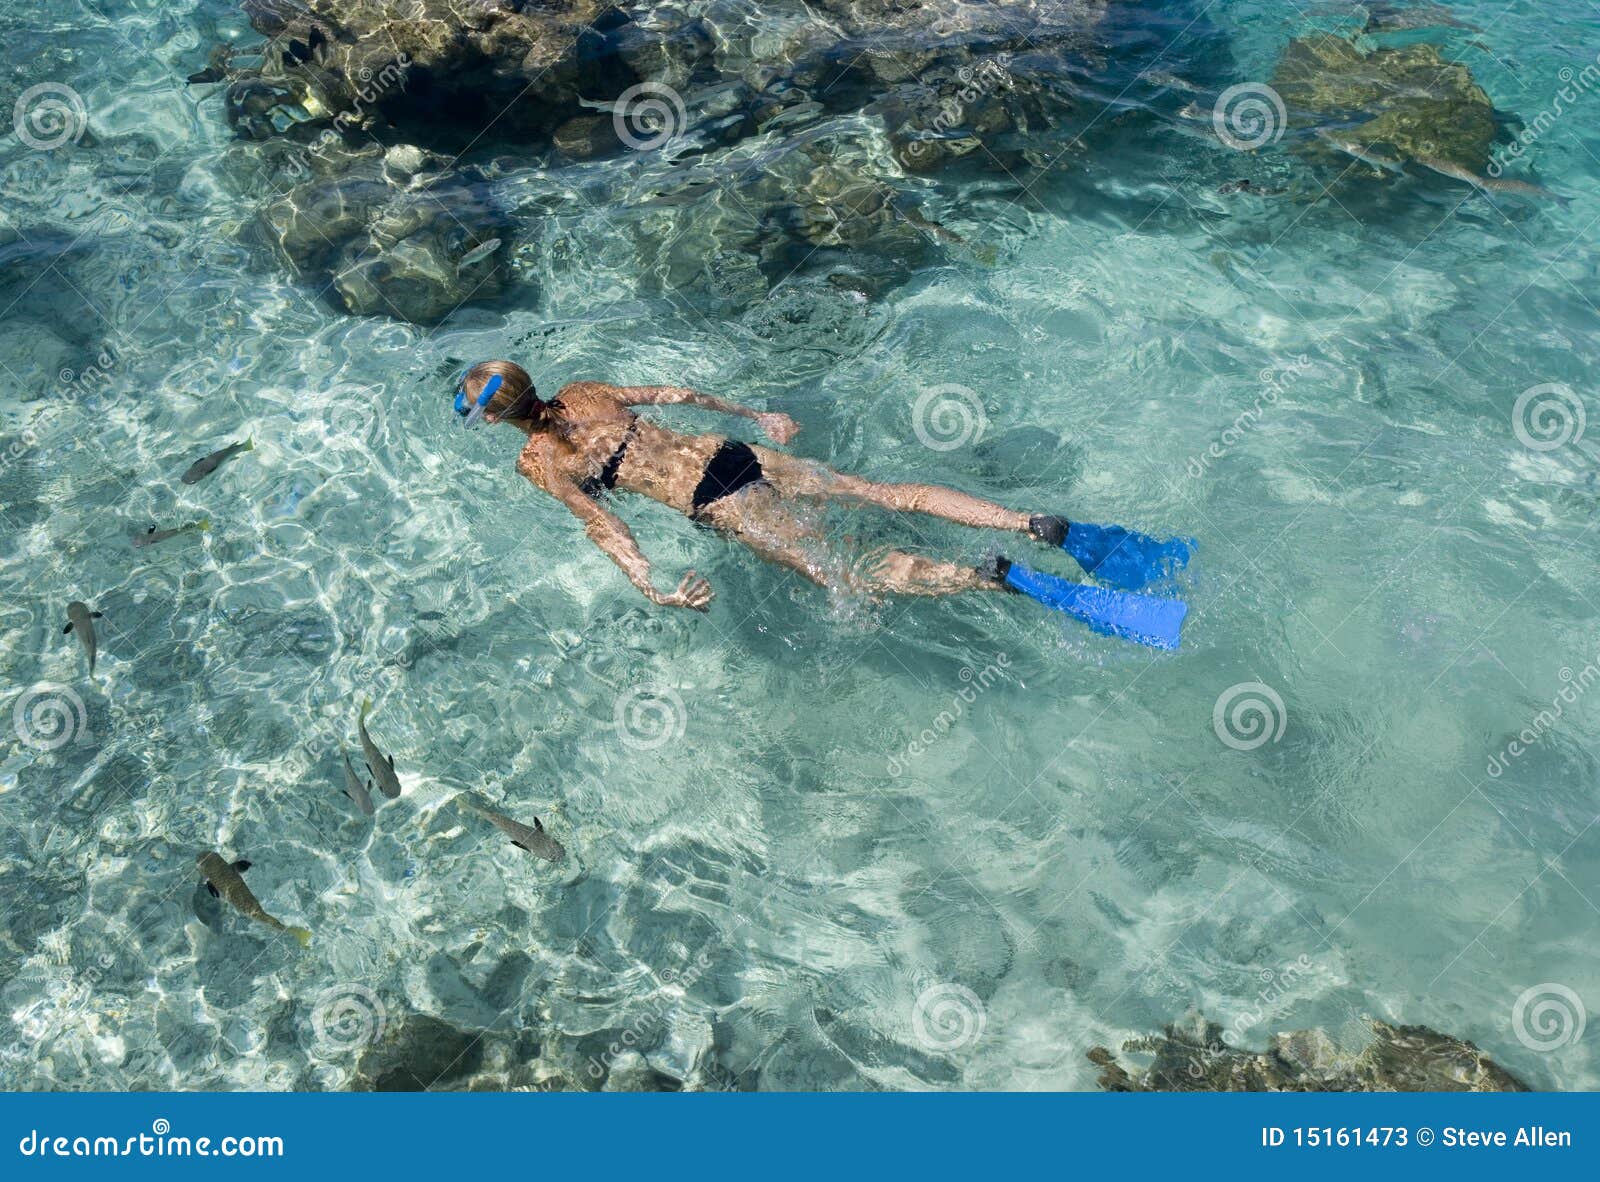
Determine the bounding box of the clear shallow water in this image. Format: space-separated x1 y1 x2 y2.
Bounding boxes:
2 0 1598 1090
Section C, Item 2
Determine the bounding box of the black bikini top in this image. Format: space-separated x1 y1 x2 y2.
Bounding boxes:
577 415 638 498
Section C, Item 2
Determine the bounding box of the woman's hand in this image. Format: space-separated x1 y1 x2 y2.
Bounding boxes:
651 570 714 611
756 412 800 445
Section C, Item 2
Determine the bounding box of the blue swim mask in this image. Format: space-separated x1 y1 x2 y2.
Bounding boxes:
454 373 503 428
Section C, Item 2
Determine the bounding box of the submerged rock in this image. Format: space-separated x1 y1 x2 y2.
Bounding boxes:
1270 34 1496 178
1088 1015 1530 1092
257 161 513 322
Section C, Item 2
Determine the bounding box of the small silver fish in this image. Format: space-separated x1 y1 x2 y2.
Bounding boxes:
454 793 566 862
63 601 102 673
182 438 253 484
132 518 210 548
196 851 311 945
457 238 503 271
341 749 375 816
1316 130 1406 175
357 698 403 799
1418 156 1569 205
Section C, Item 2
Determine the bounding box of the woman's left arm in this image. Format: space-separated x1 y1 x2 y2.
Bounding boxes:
612 385 799 445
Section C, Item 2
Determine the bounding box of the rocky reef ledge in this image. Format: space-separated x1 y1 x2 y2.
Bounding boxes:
1089 1016 1530 1092
189 0 1108 321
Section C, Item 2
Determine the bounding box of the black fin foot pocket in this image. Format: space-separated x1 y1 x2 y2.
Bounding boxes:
1028 515 1069 546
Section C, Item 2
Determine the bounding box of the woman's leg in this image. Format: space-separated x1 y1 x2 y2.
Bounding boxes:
751 446 1033 533
699 484 1004 598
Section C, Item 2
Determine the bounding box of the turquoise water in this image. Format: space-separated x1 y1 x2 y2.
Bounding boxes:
2 0 1598 1090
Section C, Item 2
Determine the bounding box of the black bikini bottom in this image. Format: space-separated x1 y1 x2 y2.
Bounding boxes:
690 440 766 517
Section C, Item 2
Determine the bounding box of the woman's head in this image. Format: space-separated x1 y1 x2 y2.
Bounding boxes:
453 360 542 428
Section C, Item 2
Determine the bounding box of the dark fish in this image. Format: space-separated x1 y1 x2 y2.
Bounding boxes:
341 750 375 816
242 0 315 36
195 851 311 945
286 28 326 67
187 44 233 85
1364 2 1482 34
63 601 102 673
357 698 403 799
181 437 253 484
132 518 209 548
454 793 567 862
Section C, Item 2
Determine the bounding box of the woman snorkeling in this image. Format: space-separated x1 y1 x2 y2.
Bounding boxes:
452 360 1082 612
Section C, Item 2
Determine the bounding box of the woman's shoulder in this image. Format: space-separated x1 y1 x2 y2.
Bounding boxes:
554 381 623 412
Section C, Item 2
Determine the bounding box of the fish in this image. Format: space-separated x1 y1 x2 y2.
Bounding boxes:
1315 130 1406 176
1364 2 1482 34
357 697 403 799
186 46 234 85
63 601 103 673
454 793 567 862
341 750 375 816
195 851 312 946
456 238 503 271
285 26 325 66
901 206 964 244
132 518 209 548
181 437 253 484
1417 156 1570 206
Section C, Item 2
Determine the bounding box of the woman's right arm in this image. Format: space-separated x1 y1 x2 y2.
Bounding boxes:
522 451 712 610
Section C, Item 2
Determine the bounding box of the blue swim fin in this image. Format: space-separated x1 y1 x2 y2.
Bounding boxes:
1062 521 1194 592
1004 562 1187 650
